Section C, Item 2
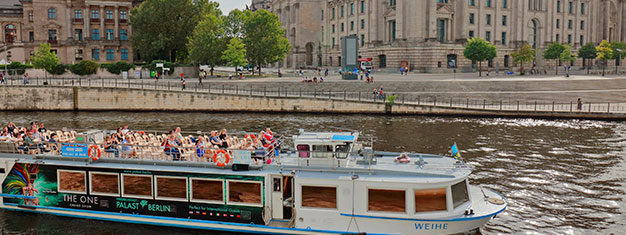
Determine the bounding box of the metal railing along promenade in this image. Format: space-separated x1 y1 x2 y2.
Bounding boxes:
4 77 626 115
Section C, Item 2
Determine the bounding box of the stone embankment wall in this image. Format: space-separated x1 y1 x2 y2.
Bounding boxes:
1 86 625 120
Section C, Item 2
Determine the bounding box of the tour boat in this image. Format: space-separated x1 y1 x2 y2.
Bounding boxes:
0 129 506 234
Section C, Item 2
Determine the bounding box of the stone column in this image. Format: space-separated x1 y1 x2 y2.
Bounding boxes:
100 5 105 40
114 6 119 40
84 5 90 39
66 4 72 39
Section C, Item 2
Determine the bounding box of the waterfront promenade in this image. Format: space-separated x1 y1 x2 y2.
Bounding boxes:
2 72 626 119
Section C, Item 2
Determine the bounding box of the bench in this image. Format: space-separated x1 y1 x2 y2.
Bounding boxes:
0 142 18 154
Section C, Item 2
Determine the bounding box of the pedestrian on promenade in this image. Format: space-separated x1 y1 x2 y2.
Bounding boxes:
228 73 233 79
404 66 409 75
317 67 321 76
0 73 5 84
577 98 583 111
400 66 404 75
239 72 243 80
155 71 160 81
372 88 378 98
181 78 186 90
198 74 203 86
23 73 29 84
324 68 329 78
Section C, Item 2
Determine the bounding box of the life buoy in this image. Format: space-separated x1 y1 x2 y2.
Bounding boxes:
88 145 101 161
212 150 231 167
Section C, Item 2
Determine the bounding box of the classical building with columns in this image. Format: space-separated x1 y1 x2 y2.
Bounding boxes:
0 0 140 65
268 0 626 72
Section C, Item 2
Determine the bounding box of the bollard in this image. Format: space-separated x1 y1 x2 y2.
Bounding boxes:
128 79 130 88
589 103 592 112
608 102 611 113
500 100 503 110
344 90 347 100
517 101 520 111
402 94 404 104
88 78 91 87
236 85 238 95
222 85 225 94
115 78 117 87
418 96 420 105
329 89 331 99
79 78 81 86
250 87 252 96
534 101 537 111
467 98 470 108
168 81 170 90
570 102 572 112
264 86 266 96
483 100 486 109
434 97 437 106
300 88 302 97
314 89 317 98
358 92 361 101
450 98 453 107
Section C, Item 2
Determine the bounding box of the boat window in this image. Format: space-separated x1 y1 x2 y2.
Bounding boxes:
90 172 119 196
297 144 310 158
228 181 262 205
368 189 406 213
312 145 333 158
156 176 188 200
415 188 447 212
191 178 223 203
301 186 337 209
334 144 350 159
58 170 86 193
122 174 153 198
452 180 469 208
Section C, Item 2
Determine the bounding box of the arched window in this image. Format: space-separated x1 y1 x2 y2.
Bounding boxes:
5 24 16 43
531 19 538 48
48 8 56 19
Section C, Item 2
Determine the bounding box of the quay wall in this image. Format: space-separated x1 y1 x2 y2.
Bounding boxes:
1 86 626 120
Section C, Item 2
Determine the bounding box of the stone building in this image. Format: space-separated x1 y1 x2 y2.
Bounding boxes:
271 0 626 72
268 0 324 68
0 0 141 65
0 0 26 64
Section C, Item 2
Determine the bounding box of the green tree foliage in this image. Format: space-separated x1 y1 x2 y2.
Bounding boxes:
130 0 204 62
242 10 291 74
69 60 99 76
510 44 535 75
100 62 135 75
224 9 245 39
30 43 60 80
578 42 597 74
610 41 626 70
463 38 497 77
596 40 613 76
543 42 566 75
187 2 225 75
560 45 575 63
49 64 66 75
6 61 33 75
222 38 247 72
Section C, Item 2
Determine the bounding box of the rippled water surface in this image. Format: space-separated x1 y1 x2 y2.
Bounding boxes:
0 111 624 234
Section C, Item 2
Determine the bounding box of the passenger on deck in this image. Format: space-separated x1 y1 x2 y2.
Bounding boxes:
121 136 136 158
195 136 206 158
0 131 11 142
209 131 223 149
116 128 124 142
219 129 229 148
6 122 16 133
104 135 119 158
163 134 181 160
121 125 130 135
175 127 184 143
38 123 47 134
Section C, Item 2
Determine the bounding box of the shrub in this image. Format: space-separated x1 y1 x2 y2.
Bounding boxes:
6 62 33 75
69 60 99 76
48 63 66 75
100 61 134 75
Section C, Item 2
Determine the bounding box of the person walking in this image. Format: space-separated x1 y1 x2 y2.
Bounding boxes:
404 66 409 75
324 68 329 78
198 74 203 86
0 73 5 85
181 78 186 90
577 98 583 111
400 66 404 75
23 73 29 84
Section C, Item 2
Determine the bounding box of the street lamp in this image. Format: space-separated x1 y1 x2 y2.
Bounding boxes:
616 49 622 75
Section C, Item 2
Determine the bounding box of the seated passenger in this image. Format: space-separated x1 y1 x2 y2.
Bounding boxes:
163 134 181 160
195 136 206 158
121 136 136 158
219 129 229 148
209 131 223 148
103 135 119 158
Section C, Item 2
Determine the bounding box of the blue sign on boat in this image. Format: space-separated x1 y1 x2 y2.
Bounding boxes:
61 143 88 158
331 135 355 141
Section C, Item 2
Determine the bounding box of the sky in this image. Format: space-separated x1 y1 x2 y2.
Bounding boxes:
215 0 248 14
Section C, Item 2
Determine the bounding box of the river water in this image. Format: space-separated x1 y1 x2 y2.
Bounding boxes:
0 111 624 234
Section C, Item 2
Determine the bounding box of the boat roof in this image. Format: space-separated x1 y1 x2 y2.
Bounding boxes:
292 129 359 144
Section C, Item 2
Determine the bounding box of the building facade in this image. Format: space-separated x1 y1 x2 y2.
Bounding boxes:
268 0 324 68
270 0 626 72
1 0 140 65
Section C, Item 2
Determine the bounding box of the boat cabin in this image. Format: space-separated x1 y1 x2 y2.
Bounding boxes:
292 129 359 159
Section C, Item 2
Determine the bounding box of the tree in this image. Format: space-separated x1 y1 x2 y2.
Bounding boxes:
463 38 497 77
560 45 575 77
610 41 626 74
222 38 247 72
596 40 613 76
511 44 535 75
543 42 566 75
130 0 204 62
242 10 291 75
30 43 60 81
578 42 597 74
69 60 99 76
224 9 245 39
187 3 225 76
